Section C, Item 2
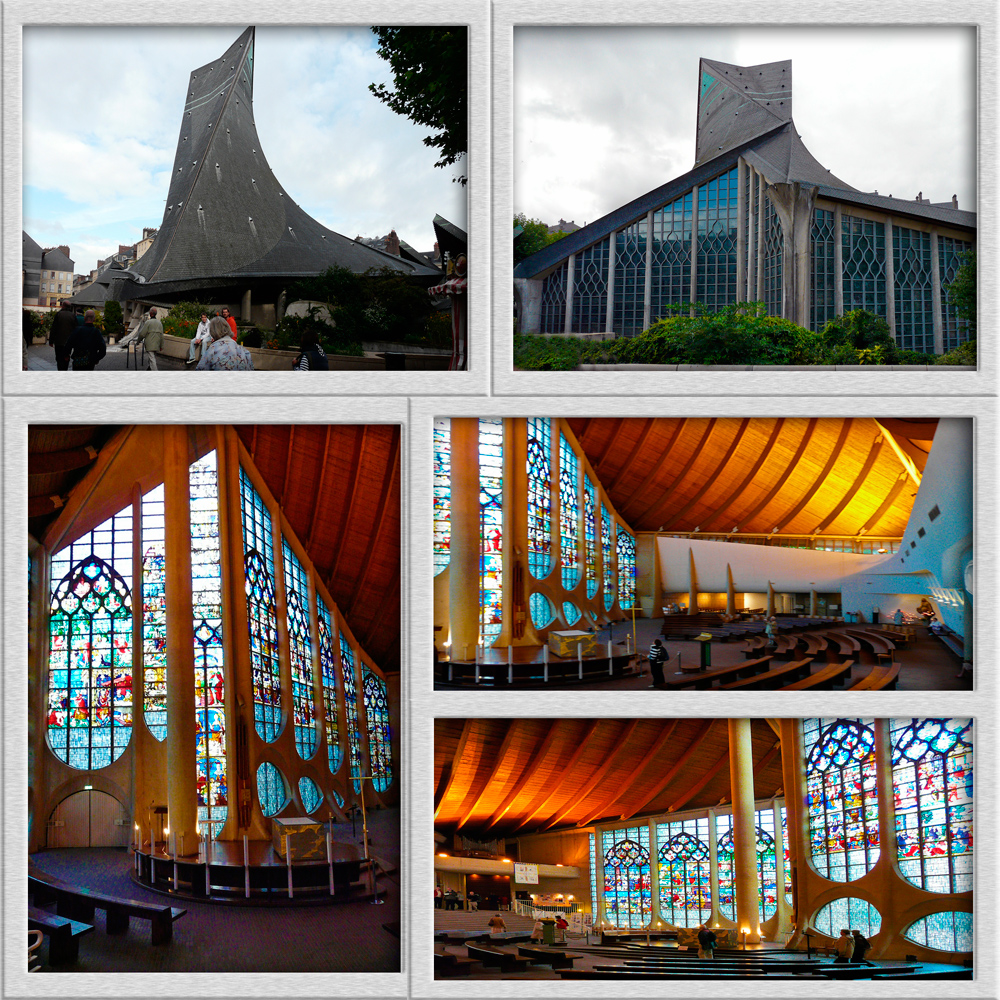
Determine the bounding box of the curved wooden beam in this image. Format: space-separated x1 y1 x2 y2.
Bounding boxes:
306 426 333 551
456 720 522 830
659 419 751 531
280 426 296 507
592 418 626 480
812 430 884 534
636 419 720 528
774 418 853 531
607 419 657 494
855 470 910 536
874 418 923 487
28 444 99 476
327 426 368 586
667 747 730 812
618 420 688 521
434 719 474 820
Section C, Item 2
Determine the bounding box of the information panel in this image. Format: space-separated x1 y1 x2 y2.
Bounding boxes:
514 862 539 884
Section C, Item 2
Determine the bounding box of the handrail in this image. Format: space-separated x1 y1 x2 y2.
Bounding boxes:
28 929 43 972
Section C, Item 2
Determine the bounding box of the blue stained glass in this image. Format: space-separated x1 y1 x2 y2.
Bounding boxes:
526 418 553 580
479 418 504 645
657 818 711 927
698 168 739 312
904 911 972 953
433 418 451 575
529 592 555 629
140 485 167 741
363 665 393 793
256 761 287 817
333 789 344 807
616 529 635 610
341 633 363 794
562 601 581 626
282 539 317 760
813 897 882 938
317 596 342 774
298 775 322 814
650 192 693 324
602 826 651 929
559 434 579 590
601 504 615 610
584 477 598 599
614 219 647 336
843 216 887 317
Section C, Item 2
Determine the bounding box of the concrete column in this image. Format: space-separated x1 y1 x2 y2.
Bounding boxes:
594 829 611 929
884 216 896 339
810 589 818 616
962 592 973 673
765 181 817 326
449 419 481 659
241 288 252 323
164 426 197 856
643 210 654 331
871 719 896 960
772 800 788 932
833 205 844 316
707 810 722 926
778 719 803 937
564 255 575 334
513 277 543 335
736 158 747 303
605 231 617 334
275 290 286 325
930 231 944 355
687 548 699 616
746 166 757 301
727 564 736 615
509 419 532 644
648 817 666 928
756 176 766 303
728 718 761 943
689 186 699 314
270 510 293 748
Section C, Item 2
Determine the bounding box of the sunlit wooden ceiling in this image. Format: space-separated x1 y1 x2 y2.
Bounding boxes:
567 417 937 537
434 718 784 837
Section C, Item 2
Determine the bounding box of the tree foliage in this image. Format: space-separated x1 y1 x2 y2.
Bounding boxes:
945 249 976 336
513 214 568 264
369 27 467 183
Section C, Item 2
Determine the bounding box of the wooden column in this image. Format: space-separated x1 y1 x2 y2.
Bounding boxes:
727 564 736 615
164 426 197 855
687 548 699 616
728 718 761 942
449 419 480 660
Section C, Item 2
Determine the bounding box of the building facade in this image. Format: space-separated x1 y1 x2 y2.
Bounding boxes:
22 232 75 308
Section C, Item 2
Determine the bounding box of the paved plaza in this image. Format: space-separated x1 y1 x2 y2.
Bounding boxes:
27 343 192 372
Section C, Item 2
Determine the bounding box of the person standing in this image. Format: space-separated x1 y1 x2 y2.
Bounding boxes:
134 307 164 370
871 605 880 624
554 915 568 943
648 639 667 687
67 310 107 370
433 885 443 909
487 913 506 936
292 330 329 370
765 616 778 647
530 918 544 942
893 608 904 627
697 923 716 959
186 312 212 365
834 928 853 963
851 929 873 966
221 307 238 337
49 300 77 371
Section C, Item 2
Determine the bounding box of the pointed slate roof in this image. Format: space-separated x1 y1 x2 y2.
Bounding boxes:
131 27 438 286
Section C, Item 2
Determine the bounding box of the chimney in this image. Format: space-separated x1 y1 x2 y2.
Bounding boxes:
385 230 401 256
58 245 70 257
952 194 958 209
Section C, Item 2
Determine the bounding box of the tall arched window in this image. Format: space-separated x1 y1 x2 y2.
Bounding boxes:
140 485 167 740
755 810 778 920
282 540 317 760
601 504 615 610
48 508 134 770
433 418 450 575
657 819 711 927
716 814 736 920
559 433 579 590
526 417 552 580
340 631 363 793
191 451 226 838
584 476 598 598
362 666 392 793
317 596 342 774
716 812 778 921
602 827 651 929
479 418 503 645
240 468 280 742
804 718 879 881
891 718 972 893
616 528 635 610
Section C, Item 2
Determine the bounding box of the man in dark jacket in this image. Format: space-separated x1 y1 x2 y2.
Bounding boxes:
68 310 107 370
648 639 667 687
49 301 77 370
851 929 873 965
697 924 717 959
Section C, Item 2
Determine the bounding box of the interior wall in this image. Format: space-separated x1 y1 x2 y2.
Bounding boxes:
516 828 593 911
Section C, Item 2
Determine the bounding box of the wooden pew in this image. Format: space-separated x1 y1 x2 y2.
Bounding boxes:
28 905 94 966
781 660 853 690
798 633 829 658
821 632 860 659
434 943 479 977
517 944 578 968
846 629 896 658
850 662 901 690
720 657 814 689
466 941 531 972
662 655 774 690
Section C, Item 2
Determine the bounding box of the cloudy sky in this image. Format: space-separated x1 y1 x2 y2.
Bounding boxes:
23 26 468 274
514 26 976 227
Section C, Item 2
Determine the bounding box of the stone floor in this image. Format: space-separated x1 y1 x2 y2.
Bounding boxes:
26 342 189 372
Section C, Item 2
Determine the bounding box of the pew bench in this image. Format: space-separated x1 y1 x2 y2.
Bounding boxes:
28 905 94 966
517 944 578 968
850 662 901 690
663 655 774 689
720 657 814 689
466 941 531 972
434 943 479 977
781 660 853 690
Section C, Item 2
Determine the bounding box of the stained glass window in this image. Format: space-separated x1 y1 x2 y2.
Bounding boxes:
762 193 783 317
559 434 579 591
341 632 363 794
614 219 647 336
602 826 651 929
333 789 344 807
140 485 167 741
363 665 392 793
656 818 711 927
715 811 777 922
282 539 317 760
191 451 226 839
811 208 836 331
583 476 598 599
239 467 280 742
298 775 322 814
781 805 791 905
803 718 879 881
256 761 287 817
539 261 567 334
716 812 736 920
601 504 615 611
843 217 887 317
562 601 581 626
939 239 973 354
479 418 504 645
755 807 778 920
526 417 552 580
572 239 610 334
529 592 555 629
616 528 635 610
317 595 342 774
891 718 972 893
433 418 451 576
48 508 134 770
813 897 881 938
904 911 972 953
698 168 739 312
893 227 935 353
650 192 692 323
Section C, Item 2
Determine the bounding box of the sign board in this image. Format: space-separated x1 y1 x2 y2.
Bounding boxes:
514 862 539 884
568 912 584 935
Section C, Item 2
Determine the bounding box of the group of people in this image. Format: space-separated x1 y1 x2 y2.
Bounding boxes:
529 915 569 943
46 302 107 371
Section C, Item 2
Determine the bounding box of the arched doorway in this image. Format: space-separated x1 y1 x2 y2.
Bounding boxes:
47 789 129 848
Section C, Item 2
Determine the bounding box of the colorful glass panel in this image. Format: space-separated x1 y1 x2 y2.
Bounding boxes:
904 911 972 953
562 601 581 626
363 665 392 793
433 418 451 575
891 718 972 893
803 718 879 882
602 826 651 929
716 811 778 921
589 833 598 917
616 528 635 609
716 812 736 920
526 417 552 580
239 467 280 742
601 504 615 611
813 897 881 938
256 761 286 817
140 486 167 740
282 539 317 760
656 818 711 927
333 789 344 807
559 433 579 590
317 595 342 774
340 632 363 793
298 775 322 814
584 476 598 599
529 592 555 629
755 807 778 921
781 805 791 905
479 418 503 645
48 508 134 770
191 451 226 839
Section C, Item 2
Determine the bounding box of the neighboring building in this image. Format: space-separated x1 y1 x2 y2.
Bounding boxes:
514 59 976 354
546 218 580 236
22 232 75 307
135 226 158 260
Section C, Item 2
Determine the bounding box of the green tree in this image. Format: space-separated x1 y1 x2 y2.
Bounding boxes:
945 249 976 337
102 300 124 339
369 27 467 183
513 214 568 264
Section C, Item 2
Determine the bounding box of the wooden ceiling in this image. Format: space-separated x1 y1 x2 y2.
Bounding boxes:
28 424 400 675
567 417 937 537
434 718 784 837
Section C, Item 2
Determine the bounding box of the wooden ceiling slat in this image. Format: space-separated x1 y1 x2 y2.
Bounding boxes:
634 420 720 527
813 432 884 534
435 719 475 820
327 427 368 588
619 420 689 521
606 418 657 493
280 426 296 508
774 418 854 532
856 471 911 535
593 418 626 477
456 720 523 829
667 748 730 812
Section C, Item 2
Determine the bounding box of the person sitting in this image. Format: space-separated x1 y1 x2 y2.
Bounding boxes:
292 330 329 371
197 317 254 371
186 312 212 365
487 913 507 936
851 929 873 966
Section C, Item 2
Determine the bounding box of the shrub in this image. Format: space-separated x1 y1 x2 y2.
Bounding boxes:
936 340 976 366
103 300 124 339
